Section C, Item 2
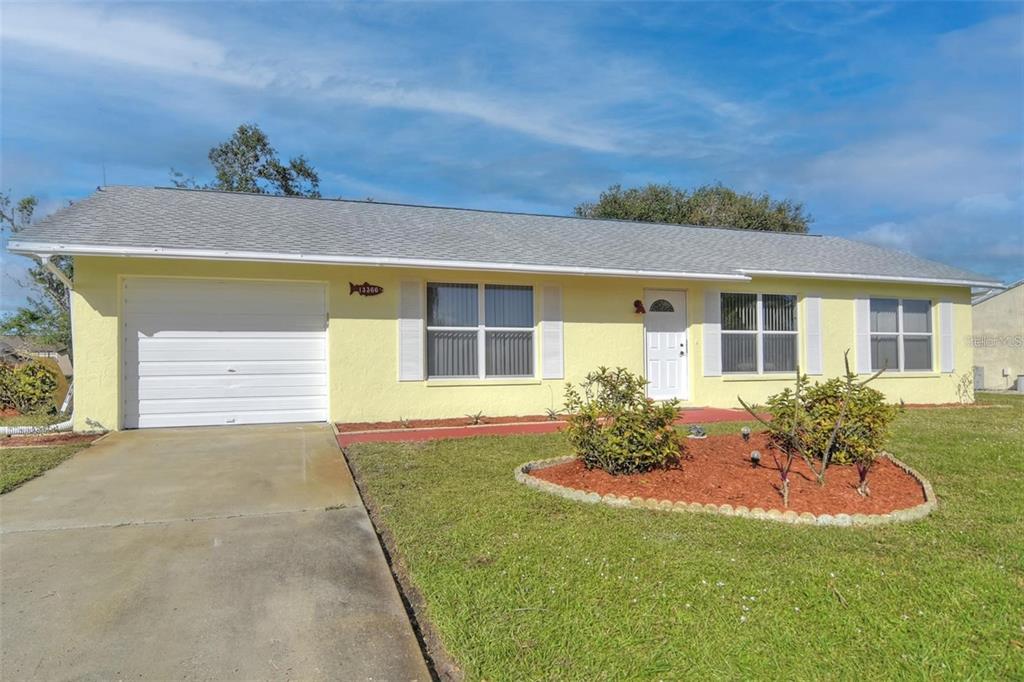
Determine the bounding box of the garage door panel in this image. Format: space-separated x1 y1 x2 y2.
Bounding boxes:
128 313 326 335
125 295 325 317
139 385 326 401
138 374 327 390
137 395 326 415
123 278 328 429
125 279 324 305
135 361 327 377
124 288 325 316
136 409 327 429
135 338 325 363
124 278 323 297
139 384 326 401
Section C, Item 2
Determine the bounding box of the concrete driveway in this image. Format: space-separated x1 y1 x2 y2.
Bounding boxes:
0 424 429 681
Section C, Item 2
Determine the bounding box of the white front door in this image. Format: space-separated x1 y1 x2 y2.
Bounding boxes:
644 289 688 401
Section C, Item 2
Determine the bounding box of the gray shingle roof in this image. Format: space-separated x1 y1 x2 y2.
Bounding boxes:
973 278 1022 305
8 185 1001 286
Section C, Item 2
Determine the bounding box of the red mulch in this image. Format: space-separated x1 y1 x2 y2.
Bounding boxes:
338 421 567 447
902 403 1002 409
531 433 927 516
337 407 756 433
1 432 102 448
337 414 568 432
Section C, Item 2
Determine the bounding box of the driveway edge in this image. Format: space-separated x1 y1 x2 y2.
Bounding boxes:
341 445 463 682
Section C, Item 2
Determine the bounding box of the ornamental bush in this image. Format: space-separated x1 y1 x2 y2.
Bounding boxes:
563 367 685 475
763 372 898 467
0 360 58 414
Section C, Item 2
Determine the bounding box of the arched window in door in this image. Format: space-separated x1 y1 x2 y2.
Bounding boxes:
649 299 674 313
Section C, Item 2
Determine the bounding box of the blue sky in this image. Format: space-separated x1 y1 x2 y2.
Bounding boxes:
2 1 1022 312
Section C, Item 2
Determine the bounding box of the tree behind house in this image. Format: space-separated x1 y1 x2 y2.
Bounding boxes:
575 182 811 233
0 192 72 355
171 123 321 198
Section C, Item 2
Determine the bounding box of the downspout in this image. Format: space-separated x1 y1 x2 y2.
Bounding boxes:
39 254 73 290
38 257 74 370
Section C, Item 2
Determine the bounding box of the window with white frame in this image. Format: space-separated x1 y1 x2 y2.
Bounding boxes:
721 293 798 373
869 298 932 371
426 283 534 378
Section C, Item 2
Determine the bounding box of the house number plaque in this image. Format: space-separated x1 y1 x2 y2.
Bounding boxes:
349 281 384 296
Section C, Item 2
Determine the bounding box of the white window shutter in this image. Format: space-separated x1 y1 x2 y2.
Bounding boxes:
541 286 564 379
703 290 722 377
940 300 954 373
398 281 424 381
805 295 823 375
855 297 871 374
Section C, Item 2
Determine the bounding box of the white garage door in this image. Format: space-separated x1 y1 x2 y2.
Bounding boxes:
123 278 328 429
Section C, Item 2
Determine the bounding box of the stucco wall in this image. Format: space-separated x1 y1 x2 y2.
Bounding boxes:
971 284 1024 390
71 256 974 430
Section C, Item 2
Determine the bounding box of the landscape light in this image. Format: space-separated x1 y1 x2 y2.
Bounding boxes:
750 450 761 468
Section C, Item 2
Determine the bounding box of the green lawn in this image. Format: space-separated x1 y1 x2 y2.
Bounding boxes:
346 393 1024 680
0 444 88 494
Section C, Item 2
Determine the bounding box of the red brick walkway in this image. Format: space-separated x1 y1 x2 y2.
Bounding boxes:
336 407 755 448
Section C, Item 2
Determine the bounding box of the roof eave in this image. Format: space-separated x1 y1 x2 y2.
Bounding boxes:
5 241 750 282
736 268 1003 289
8 241 1001 289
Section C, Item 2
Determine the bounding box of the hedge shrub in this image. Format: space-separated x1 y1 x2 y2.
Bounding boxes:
0 360 58 414
564 367 685 475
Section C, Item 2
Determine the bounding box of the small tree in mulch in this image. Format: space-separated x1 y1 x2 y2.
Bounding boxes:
564 367 686 475
738 351 898 505
739 371 809 507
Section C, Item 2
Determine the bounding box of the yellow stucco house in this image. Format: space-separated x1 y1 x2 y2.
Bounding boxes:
8 186 1004 431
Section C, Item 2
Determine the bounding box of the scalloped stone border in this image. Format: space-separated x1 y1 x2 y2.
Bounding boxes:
514 453 937 526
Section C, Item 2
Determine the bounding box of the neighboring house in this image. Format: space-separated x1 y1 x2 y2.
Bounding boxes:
971 280 1024 391
0 336 73 377
6 186 1003 431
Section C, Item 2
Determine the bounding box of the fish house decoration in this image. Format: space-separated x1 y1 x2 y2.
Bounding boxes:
350 281 384 296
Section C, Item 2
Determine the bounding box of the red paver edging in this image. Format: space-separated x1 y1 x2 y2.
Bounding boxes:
336 407 758 447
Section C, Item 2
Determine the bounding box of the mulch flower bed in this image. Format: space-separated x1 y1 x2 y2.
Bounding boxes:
530 433 926 516
337 407 754 433
902 402 1006 409
1 432 103 448
337 414 567 432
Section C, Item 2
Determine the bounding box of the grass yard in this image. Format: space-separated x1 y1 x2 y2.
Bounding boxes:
346 393 1024 680
0 444 88 494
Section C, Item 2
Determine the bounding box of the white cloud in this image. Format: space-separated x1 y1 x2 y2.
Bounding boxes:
768 4 894 37
794 13 1022 210
316 77 625 153
1 1 1019 283
854 194 1024 283
0 3 761 156
0 4 618 153
955 193 1018 215
1 4 269 87
856 221 912 250
801 135 1018 209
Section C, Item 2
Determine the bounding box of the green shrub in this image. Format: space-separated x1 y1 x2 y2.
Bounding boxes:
0 360 58 414
563 367 685 475
763 372 898 466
